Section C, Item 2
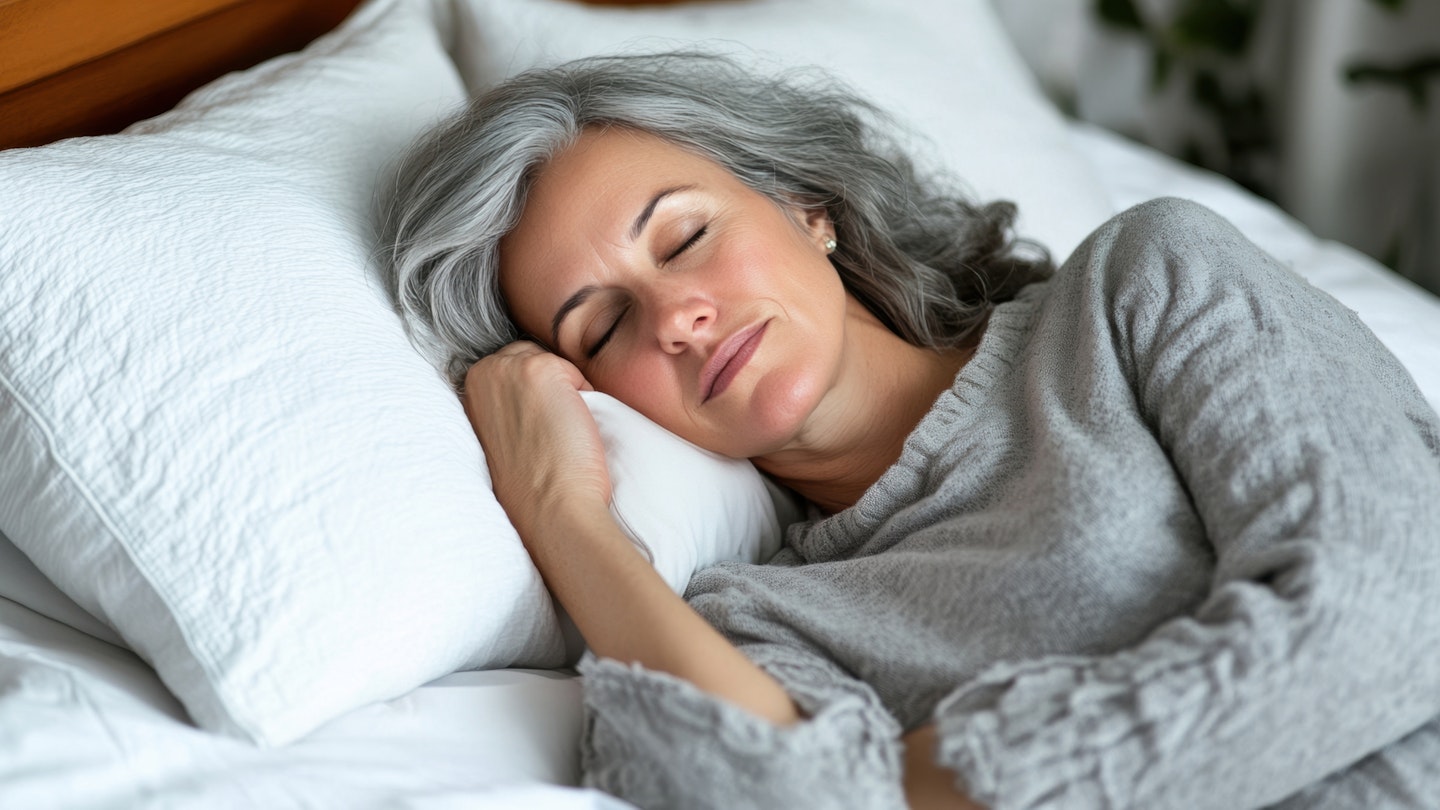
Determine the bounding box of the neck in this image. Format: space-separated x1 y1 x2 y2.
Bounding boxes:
754 299 975 514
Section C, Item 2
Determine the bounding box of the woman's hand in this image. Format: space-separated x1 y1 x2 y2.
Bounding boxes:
463 345 802 729
903 725 987 809
461 340 610 543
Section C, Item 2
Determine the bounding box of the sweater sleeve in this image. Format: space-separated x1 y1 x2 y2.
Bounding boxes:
932 198 1440 810
577 640 907 809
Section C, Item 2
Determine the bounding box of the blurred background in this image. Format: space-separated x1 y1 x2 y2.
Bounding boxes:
994 0 1440 295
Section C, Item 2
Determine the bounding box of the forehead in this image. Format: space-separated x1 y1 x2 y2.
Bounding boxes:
497 128 733 332
518 127 722 232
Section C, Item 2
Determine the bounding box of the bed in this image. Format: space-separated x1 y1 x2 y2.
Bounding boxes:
2 0 1438 807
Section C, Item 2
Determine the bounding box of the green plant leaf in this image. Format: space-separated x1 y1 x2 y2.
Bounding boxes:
1097 0 1146 32
1346 57 1440 112
1191 69 1226 110
1151 49 1174 92
1171 0 1256 56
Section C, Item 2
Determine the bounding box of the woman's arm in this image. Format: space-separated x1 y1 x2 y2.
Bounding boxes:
552 508 988 807
465 341 931 808
527 498 801 726
930 199 1440 809
557 522 978 807
464 340 798 725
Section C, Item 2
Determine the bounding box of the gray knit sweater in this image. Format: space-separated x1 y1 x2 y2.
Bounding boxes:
576 198 1440 810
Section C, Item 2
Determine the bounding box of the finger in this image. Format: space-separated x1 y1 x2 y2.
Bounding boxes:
495 340 546 358
549 356 591 393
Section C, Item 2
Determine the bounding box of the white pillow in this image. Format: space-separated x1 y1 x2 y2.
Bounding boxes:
0 0 790 748
448 0 1116 263
0 0 496 747
544 392 795 662
589 391 791 594
0 0 791 746
0 529 125 647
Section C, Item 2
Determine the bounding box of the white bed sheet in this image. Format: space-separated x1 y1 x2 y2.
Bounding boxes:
2 121 1436 809
0 593 623 808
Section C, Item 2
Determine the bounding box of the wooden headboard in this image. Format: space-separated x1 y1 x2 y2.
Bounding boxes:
0 0 366 149
0 0 675 151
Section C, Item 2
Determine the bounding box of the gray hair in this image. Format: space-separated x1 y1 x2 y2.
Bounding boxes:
379 52 1051 388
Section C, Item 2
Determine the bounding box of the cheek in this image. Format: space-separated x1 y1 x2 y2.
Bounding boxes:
592 357 688 429
725 237 789 298
728 227 845 320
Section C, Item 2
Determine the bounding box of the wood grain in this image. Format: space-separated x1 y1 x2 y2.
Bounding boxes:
0 0 246 96
0 0 361 149
0 0 696 150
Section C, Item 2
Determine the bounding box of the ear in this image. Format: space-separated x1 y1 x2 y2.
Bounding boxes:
798 204 835 249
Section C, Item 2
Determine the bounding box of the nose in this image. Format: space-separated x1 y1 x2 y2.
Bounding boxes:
653 290 717 355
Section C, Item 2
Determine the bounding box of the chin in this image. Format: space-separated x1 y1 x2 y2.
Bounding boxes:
732 365 826 457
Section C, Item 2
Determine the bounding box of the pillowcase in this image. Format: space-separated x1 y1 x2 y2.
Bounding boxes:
0 0 789 743
0 0 789 747
554 392 795 661
0 0 488 747
588 391 792 594
448 0 1117 263
0 528 125 647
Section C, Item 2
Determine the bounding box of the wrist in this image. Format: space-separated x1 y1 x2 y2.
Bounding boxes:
514 493 639 574
526 489 611 536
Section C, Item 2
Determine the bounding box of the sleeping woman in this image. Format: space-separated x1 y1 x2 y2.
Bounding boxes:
380 53 1440 809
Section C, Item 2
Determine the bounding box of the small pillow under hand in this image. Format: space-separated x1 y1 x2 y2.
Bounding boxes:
588 391 787 595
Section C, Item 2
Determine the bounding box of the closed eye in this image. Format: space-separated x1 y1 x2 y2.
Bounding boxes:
665 225 708 263
586 225 705 357
586 306 629 359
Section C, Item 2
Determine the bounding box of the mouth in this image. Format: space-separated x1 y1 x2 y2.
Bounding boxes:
701 320 769 403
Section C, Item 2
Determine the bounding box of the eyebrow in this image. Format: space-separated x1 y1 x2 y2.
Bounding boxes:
549 184 696 347
630 184 694 241
550 284 599 348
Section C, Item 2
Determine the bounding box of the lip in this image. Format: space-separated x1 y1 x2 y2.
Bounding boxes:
701 320 769 403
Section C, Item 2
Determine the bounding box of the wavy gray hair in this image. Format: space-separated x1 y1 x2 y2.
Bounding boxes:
379 52 1052 388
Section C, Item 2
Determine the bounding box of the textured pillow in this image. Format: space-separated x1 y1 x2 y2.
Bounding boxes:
0 529 124 647
0 0 792 746
0 0 795 746
448 0 1116 263
0 0 491 747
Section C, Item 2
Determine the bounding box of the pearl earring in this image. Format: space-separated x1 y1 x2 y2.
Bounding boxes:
823 237 837 254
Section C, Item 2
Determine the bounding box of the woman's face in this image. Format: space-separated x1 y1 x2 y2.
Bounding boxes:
498 127 849 459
